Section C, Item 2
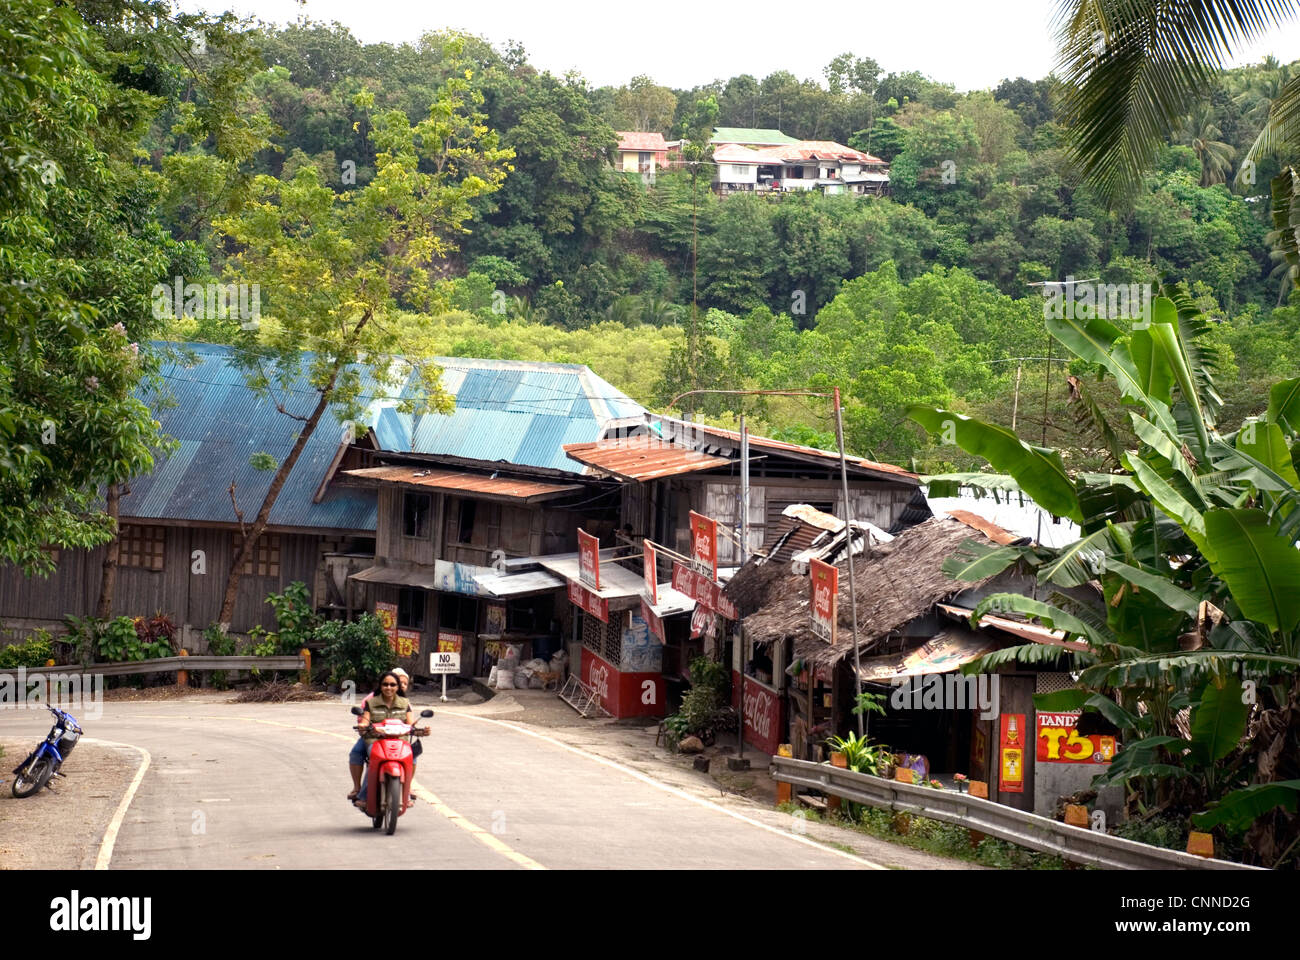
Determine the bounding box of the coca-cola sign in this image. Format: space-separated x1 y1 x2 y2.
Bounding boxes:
689 510 717 580
741 674 781 753
587 660 610 701
578 528 601 590
671 561 738 620
810 557 838 644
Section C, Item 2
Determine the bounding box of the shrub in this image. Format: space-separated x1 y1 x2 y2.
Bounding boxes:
317 614 395 688
0 632 54 669
264 581 317 655
204 623 236 689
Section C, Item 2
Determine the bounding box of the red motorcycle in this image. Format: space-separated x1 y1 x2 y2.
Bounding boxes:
350 705 433 835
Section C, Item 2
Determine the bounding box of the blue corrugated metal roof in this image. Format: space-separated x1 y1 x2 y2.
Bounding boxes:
375 357 646 473
121 343 377 532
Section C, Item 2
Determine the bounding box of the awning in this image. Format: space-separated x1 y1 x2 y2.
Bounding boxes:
563 436 731 481
350 564 440 590
473 569 566 599
643 585 695 618
856 628 998 682
936 603 1090 653
341 465 583 503
539 554 651 604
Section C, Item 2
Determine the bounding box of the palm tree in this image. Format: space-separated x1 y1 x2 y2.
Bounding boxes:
1183 104 1236 186
1053 0 1300 287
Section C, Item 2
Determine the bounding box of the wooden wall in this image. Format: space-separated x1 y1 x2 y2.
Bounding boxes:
0 526 345 636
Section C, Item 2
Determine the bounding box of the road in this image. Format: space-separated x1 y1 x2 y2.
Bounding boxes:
0 696 891 869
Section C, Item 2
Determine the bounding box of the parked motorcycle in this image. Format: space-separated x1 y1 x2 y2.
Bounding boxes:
11 703 83 798
350 705 433 835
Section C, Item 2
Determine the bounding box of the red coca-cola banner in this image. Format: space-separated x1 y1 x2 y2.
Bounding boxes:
689 510 718 581
640 598 665 642
671 561 738 620
568 579 608 623
810 557 838 643
577 528 600 590
732 670 783 755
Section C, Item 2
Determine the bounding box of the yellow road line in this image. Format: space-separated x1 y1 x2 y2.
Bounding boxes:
112 713 546 870
84 737 152 870
442 712 886 869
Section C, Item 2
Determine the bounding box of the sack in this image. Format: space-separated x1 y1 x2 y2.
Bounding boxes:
495 668 515 690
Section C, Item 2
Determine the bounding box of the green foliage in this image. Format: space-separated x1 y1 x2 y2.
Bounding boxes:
263 581 318 655
204 622 236 689
317 614 395 688
0 633 53 669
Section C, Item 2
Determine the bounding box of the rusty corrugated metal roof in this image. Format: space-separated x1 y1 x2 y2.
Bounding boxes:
945 509 1020 545
563 437 731 481
341 466 583 502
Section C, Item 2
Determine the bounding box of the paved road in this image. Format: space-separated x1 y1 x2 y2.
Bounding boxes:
0 699 879 869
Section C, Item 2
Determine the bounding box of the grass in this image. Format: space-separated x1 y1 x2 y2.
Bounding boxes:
775 800 1068 870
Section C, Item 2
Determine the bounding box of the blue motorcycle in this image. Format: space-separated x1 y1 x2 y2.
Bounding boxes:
11 703 83 798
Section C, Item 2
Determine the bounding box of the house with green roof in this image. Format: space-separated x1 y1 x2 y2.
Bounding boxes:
709 127 801 147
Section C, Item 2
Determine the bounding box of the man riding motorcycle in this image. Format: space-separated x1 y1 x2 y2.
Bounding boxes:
350 671 428 808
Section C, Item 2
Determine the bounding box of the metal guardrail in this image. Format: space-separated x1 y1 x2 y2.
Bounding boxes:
16 655 307 678
771 755 1261 871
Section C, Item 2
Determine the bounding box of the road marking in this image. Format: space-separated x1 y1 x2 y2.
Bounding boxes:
84 737 152 871
406 782 545 870
443 713 885 869
116 713 545 869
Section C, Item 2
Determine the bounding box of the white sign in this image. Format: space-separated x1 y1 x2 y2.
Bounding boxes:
428 651 461 675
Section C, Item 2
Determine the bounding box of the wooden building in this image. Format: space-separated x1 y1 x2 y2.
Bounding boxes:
0 343 378 642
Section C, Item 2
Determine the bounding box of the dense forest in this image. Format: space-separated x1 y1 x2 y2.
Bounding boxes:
136 19 1297 466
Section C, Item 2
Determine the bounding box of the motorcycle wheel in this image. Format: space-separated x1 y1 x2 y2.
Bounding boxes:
384 777 400 835
12 758 52 798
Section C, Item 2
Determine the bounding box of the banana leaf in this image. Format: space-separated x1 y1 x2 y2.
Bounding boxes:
1192 780 1300 832
906 406 1082 522
1268 377 1300 436
1188 677 1249 766
1203 509 1300 634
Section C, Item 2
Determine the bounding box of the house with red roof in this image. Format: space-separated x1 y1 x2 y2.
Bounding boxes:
614 131 668 183
712 134 890 197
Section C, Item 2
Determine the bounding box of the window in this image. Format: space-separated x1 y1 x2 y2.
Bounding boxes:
456 499 477 544
116 525 165 571
231 532 281 577
398 588 425 630
438 593 478 632
403 492 430 538
731 164 749 178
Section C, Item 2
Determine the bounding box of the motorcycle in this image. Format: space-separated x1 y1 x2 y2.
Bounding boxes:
11 703 83 798
350 705 433 835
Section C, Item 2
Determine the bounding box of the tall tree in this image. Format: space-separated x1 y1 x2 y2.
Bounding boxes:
211 66 512 625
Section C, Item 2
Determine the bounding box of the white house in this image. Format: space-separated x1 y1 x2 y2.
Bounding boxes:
712 136 889 196
614 132 668 184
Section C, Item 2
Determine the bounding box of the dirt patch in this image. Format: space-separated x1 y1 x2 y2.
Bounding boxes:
0 737 139 869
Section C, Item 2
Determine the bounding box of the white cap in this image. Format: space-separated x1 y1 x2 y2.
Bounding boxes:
391 667 410 678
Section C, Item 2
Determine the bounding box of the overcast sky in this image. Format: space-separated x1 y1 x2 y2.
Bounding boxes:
180 0 1300 91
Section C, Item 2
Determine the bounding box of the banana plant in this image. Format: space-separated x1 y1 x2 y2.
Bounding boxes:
909 281 1300 865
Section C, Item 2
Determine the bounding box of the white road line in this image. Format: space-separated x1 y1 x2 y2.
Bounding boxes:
442 712 885 869
85 737 152 871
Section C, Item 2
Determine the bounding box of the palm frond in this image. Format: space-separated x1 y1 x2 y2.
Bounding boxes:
1053 0 1300 207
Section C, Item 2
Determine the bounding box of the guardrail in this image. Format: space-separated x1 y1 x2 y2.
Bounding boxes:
16 655 307 678
770 755 1261 871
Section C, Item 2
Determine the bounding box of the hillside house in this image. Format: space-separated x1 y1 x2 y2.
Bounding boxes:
614 132 668 183
711 133 889 196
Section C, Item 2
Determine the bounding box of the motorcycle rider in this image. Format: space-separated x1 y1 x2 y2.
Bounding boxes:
347 667 413 801
351 671 429 808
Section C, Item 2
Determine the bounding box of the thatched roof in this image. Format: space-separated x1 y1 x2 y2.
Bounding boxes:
736 515 1010 669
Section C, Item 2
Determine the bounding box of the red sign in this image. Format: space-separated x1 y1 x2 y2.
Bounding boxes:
640 598 665 642
642 541 658 605
395 628 420 659
810 558 838 643
581 647 665 718
690 510 718 581
568 579 609 623
689 605 714 639
577 528 601 590
375 601 398 648
671 560 738 620
999 713 1026 793
1037 711 1116 764
436 631 462 653
732 671 784 755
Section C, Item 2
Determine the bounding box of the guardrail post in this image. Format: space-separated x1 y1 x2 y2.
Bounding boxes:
827 751 847 814
44 658 55 701
299 647 311 685
1064 804 1089 828
1187 831 1215 858
176 648 189 688
776 744 792 805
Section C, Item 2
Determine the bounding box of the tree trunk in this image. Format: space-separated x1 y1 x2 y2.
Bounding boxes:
96 483 121 620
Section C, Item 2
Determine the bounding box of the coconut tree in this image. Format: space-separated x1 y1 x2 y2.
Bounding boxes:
909 281 1300 866
1183 104 1236 186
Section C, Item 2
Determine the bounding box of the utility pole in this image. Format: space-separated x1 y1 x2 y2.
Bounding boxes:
738 414 749 763
833 388 864 738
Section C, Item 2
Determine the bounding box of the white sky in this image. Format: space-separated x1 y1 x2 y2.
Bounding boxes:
179 0 1300 91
